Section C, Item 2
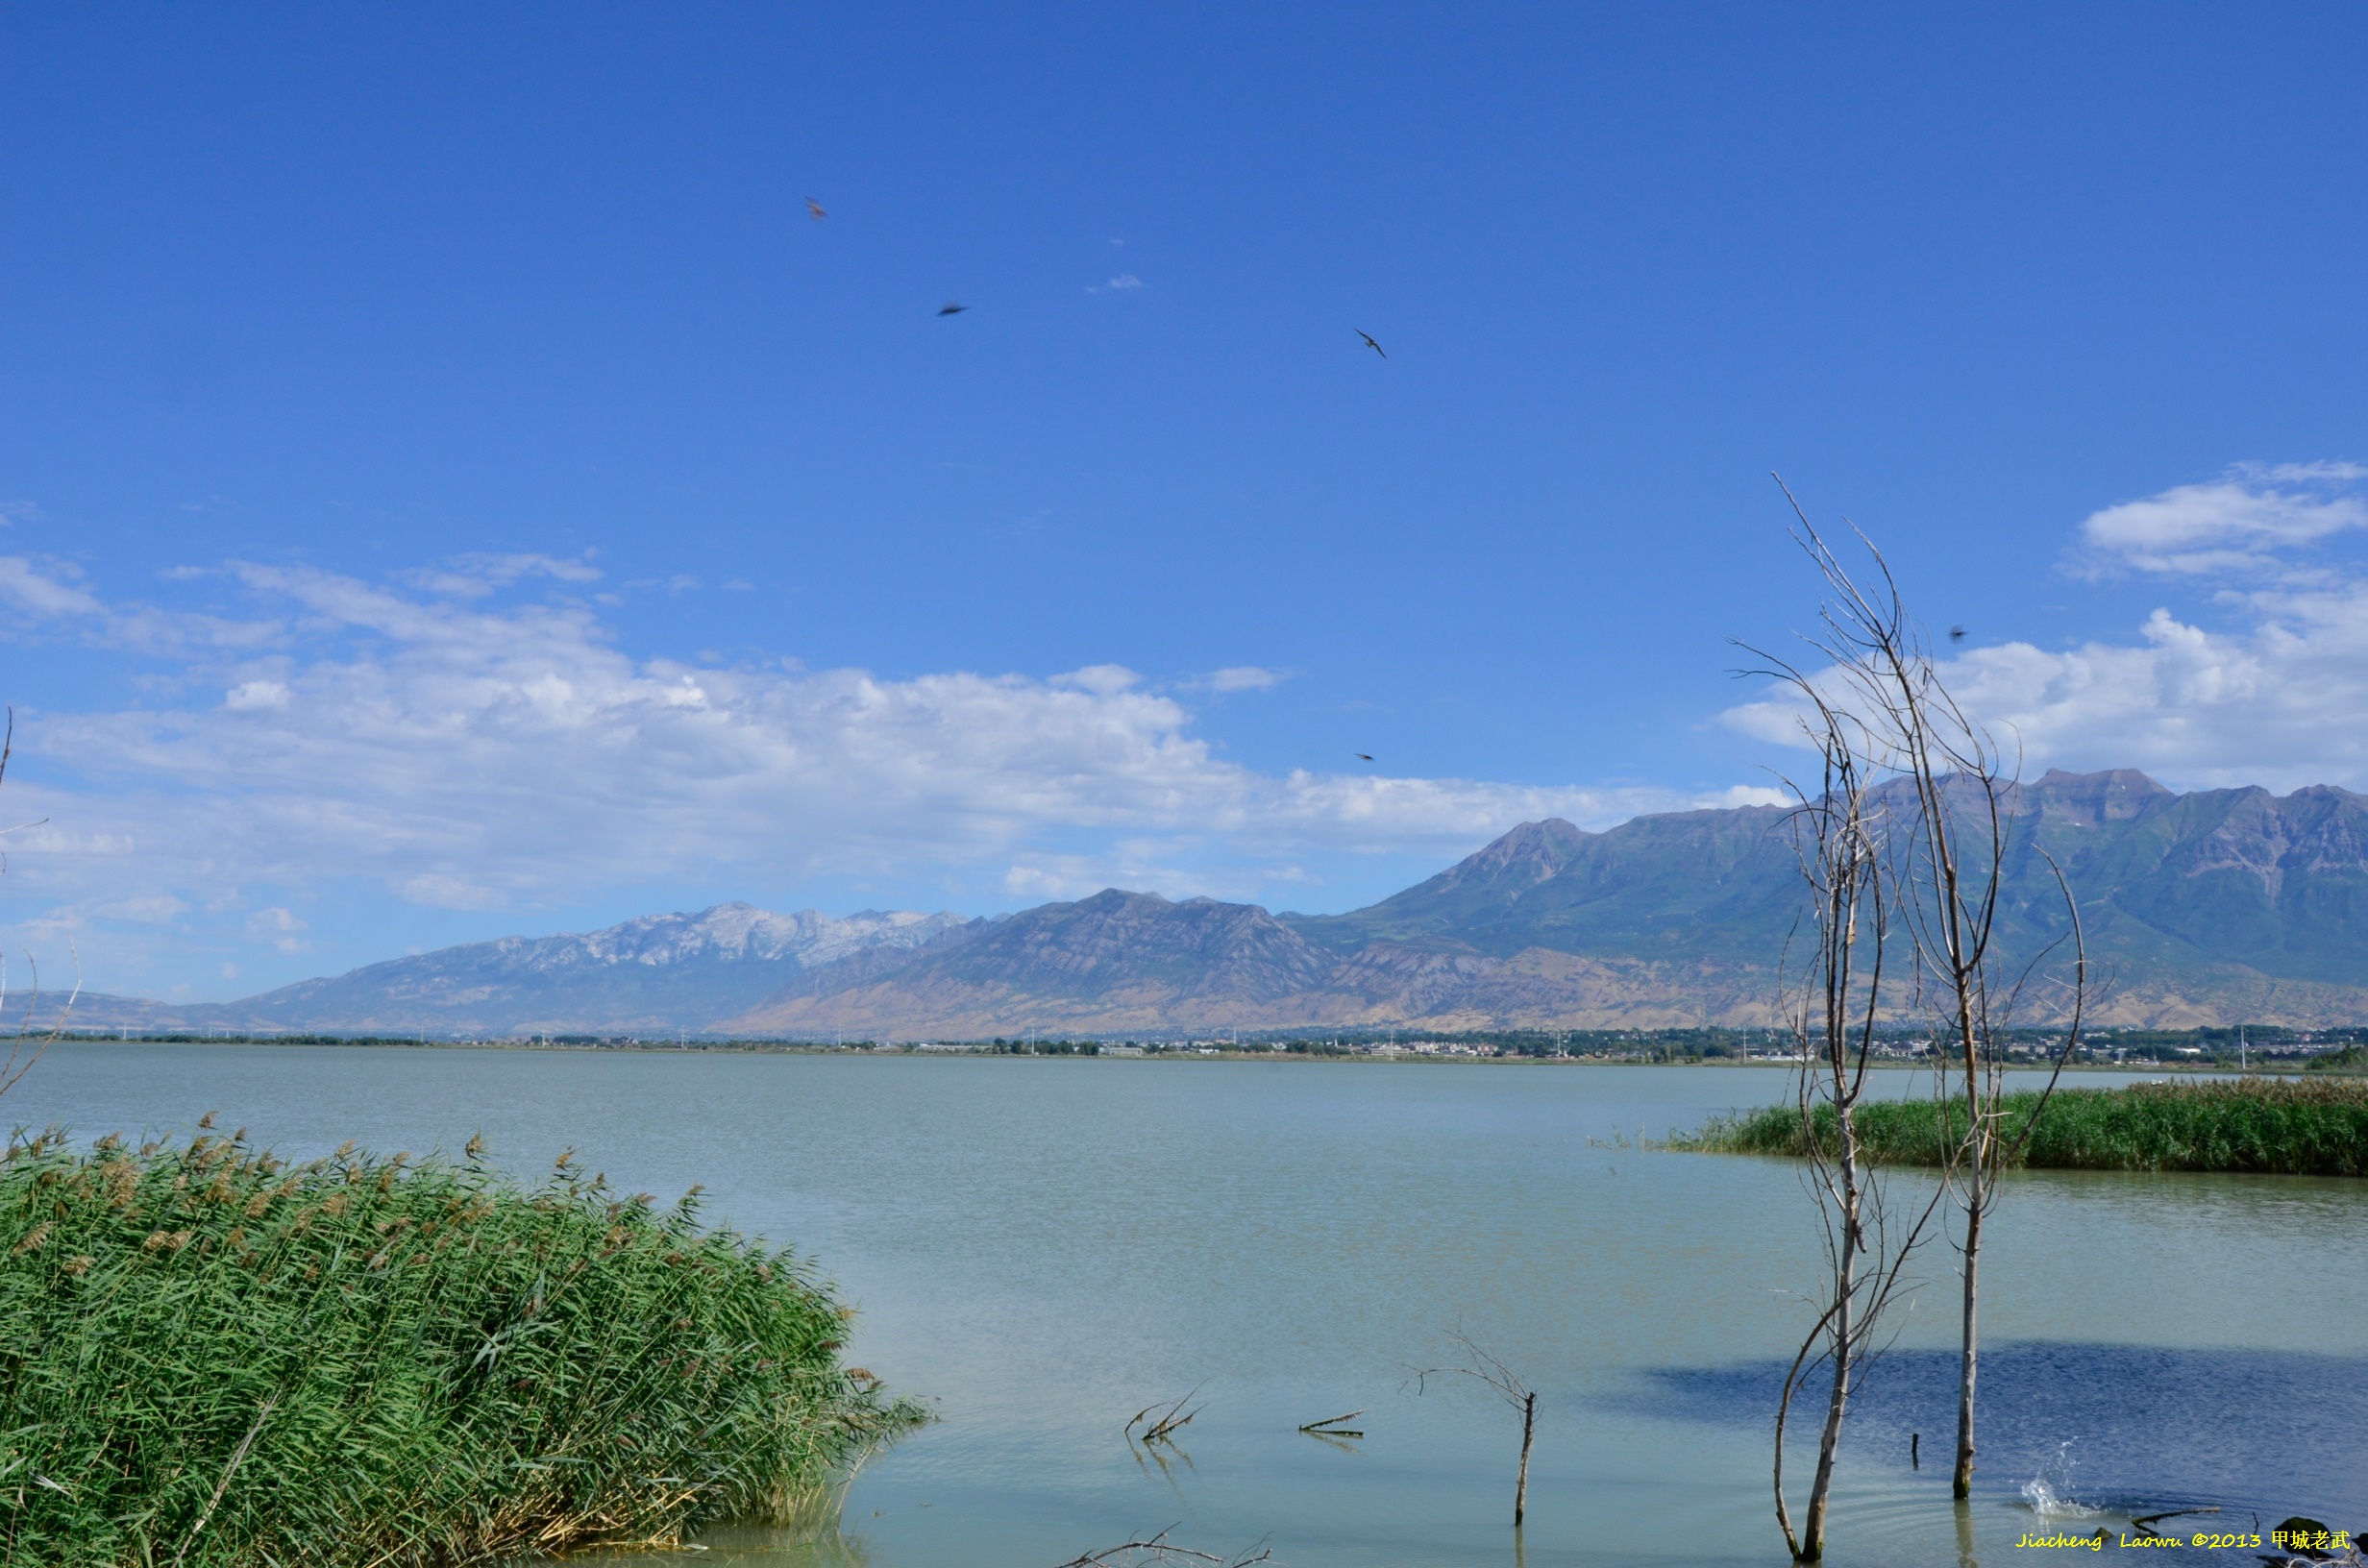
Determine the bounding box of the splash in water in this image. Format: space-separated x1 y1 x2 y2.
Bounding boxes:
2021 1439 2099 1517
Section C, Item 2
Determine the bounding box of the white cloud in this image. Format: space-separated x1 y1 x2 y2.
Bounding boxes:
224 680 291 711
0 556 103 618
3 560 1764 957
2076 461 2368 576
400 552 601 598
1728 463 2368 794
1701 783 1792 810
245 905 309 953
1048 663 1141 696
1204 666 1280 693
1922 589 2368 791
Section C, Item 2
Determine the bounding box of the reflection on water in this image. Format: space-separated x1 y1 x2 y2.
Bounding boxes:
1639 1343 2368 1549
16 1048 2367 1567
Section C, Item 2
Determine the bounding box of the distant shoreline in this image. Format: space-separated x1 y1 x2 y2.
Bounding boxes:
31 1035 2338 1074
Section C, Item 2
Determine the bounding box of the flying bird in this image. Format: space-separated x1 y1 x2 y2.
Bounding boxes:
1357 331 1386 358
1949 625 1967 643
1354 753 1373 762
804 196 827 221
938 301 969 316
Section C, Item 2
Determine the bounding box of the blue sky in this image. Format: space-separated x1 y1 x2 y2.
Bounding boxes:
4 4 2367 999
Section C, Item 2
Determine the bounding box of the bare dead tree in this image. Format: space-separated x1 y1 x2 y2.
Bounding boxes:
1764 483 2086 1505
1406 1330 1538 1528
1738 625 1949 1563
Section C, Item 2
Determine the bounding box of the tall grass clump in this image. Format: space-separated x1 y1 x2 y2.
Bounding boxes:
0 1122 923 1566
1669 1078 2368 1177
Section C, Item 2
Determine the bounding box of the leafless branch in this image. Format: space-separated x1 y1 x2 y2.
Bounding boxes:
1406 1329 1540 1526
1053 1527 1274 1568
1124 1388 1203 1447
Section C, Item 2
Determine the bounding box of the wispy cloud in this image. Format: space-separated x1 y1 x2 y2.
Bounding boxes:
2073 461 2368 577
400 552 601 598
0 556 104 617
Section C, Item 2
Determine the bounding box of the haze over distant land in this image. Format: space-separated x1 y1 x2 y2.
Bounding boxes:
61 771 2368 1037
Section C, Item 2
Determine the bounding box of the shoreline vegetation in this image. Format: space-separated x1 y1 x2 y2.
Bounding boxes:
0 1122 922 1566
1666 1079 2368 1177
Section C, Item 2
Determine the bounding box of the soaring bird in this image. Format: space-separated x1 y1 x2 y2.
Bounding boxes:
805 196 827 221
1357 331 1386 358
1354 752 1373 762
938 301 969 316
1949 625 1967 643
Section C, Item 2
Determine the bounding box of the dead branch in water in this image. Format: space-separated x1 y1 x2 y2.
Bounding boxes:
2126 1507 2221 1539
1123 1388 1203 1447
1053 1526 1273 1567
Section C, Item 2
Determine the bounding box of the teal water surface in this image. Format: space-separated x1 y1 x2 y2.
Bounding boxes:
15 1046 2366 1567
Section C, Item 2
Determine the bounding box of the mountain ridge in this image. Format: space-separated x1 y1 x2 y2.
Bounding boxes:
58 771 2368 1036
62 903 972 1037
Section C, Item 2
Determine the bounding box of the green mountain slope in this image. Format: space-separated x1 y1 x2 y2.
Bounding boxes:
1276 769 2368 1025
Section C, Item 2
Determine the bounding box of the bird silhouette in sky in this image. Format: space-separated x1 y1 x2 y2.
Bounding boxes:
1354 752 1374 762
938 301 969 316
1357 331 1386 358
804 196 826 221
1949 625 1967 643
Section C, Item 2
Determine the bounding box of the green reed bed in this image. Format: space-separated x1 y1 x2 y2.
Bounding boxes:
1667 1078 2368 1176
0 1122 922 1566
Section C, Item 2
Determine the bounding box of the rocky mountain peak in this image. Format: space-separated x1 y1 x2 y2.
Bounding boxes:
1435 818 1595 890
2029 768 2173 825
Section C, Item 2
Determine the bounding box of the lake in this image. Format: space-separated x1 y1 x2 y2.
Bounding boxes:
15 1045 2367 1567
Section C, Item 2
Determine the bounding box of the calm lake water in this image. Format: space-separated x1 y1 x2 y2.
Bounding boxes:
16 1045 2367 1567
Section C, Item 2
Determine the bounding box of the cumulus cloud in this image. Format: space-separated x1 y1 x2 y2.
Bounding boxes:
6 558 1760 953
1728 462 2368 793
1202 666 1281 693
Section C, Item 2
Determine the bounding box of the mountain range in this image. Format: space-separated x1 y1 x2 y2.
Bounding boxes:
62 906 970 1038
60 771 2368 1036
